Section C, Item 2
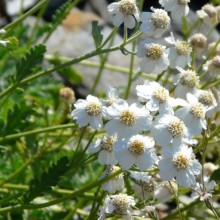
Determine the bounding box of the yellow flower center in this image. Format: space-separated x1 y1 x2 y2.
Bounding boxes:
212 56 220 68
151 9 170 29
85 102 102 116
120 109 136 126
173 153 190 169
190 102 205 119
190 33 207 49
203 4 217 17
167 118 185 137
153 87 169 103
180 71 199 88
112 194 130 213
176 40 192 56
100 136 115 152
198 91 215 106
119 0 136 15
128 139 145 156
146 44 163 60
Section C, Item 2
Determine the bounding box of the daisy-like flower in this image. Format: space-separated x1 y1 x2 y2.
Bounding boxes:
103 87 122 107
130 171 155 201
136 80 176 114
101 166 124 194
71 95 103 130
173 67 199 99
105 100 152 140
197 4 219 26
189 33 207 54
165 33 192 69
158 144 202 187
137 39 169 74
159 0 190 22
140 8 170 38
107 0 139 29
88 135 117 165
196 89 217 118
151 110 196 148
154 180 177 202
175 93 207 135
191 176 216 201
114 135 158 170
204 55 220 76
98 194 135 220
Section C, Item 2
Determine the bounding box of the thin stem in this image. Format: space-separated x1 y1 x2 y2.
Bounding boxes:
123 26 128 44
3 0 49 32
0 169 123 214
0 123 76 142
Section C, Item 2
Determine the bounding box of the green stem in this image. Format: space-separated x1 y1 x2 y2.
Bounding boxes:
0 123 76 142
124 39 136 99
3 0 49 32
0 169 123 214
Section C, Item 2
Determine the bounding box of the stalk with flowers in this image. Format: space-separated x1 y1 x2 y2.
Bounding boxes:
0 0 220 219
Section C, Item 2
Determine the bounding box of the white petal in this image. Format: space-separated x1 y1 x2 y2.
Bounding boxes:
124 15 136 29
158 159 176 180
112 12 124 27
117 150 135 170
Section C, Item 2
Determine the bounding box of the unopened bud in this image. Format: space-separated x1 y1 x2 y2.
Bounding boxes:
59 87 75 104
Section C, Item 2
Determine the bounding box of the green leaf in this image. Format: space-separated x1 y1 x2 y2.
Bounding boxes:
16 44 46 81
92 21 103 48
211 169 220 181
6 37 19 50
0 98 15 125
22 156 70 203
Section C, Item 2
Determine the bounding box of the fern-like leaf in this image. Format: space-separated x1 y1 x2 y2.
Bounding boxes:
16 44 46 81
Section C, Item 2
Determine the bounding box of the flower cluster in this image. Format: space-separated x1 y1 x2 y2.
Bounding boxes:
70 0 220 219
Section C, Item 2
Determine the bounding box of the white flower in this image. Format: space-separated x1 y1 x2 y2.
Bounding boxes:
175 93 207 135
105 100 152 140
151 110 196 148
189 33 207 54
191 176 216 201
136 80 176 114
154 180 177 202
158 144 201 187
203 162 219 176
197 4 219 26
130 171 155 201
159 0 190 22
71 95 103 130
88 135 117 165
173 67 199 99
101 166 124 194
114 135 157 170
140 8 170 38
98 194 135 220
107 0 139 29
196 89 217 118
103 87 122 107
165 33 192 69
137 39 169 74
204 55 220 76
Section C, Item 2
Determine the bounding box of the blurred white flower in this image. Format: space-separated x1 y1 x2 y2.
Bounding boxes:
173 67 199 99
108 0 139 29
204 55 220 76
175 93 207 135
165 33 192 69
71 95 103 130
114 135 158 170
130 171 155 201
98 194 135 220
88 135 117 165
158 144 201 187
105 100 152 140
197 4 218 26
154 180 177 202
137 39 169 74
136 80 176 114
140 8 170 38
101 166 124 194
159 0 190 22
191 176 216 201
189 33 207 54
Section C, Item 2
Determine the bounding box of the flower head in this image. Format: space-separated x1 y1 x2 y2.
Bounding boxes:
105 100 152 140
137 39 169 74
189 33 207 53
108 0 139 29
140 8 170 38
71 95 103 130
158 145 201 187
